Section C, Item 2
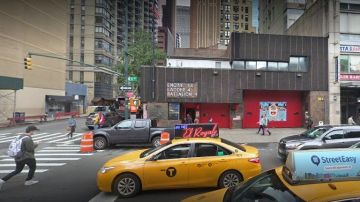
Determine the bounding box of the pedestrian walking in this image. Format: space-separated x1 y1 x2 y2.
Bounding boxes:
348 115 356 125
93 112 100 130
66 115 76 139
257 115 265 134
305 111 313 130
99 112 106 128
262 115 271 136
0 126 40 190
208 117 213 123
185 113 193 124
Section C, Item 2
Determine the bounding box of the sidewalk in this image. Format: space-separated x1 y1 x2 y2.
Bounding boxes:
219 128 305 143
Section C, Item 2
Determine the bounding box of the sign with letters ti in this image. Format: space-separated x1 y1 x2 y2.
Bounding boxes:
167 83 198 98
174 124 219 138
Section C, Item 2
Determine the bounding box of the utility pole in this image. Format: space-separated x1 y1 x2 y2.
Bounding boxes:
124 0 129 120
151 0 156 101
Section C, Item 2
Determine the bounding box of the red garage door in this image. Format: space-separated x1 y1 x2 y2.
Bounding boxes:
243 91 302 128
200 104 230 128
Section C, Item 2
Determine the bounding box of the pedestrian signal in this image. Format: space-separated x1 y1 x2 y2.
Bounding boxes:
24 57 32 70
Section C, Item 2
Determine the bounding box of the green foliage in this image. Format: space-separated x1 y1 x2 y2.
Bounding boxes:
115 30 166 87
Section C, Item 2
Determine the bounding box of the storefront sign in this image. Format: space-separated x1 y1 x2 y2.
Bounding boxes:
174 124 219 138
259 102 287 122
340 74 360 81
167 83 198 98
340 45 360 53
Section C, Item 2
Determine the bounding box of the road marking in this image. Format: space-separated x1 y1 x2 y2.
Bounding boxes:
44 147 80 150
32 133 62 141
59 137 82 144
0 158 80 161
0 163 66 167
0 133 48 143
0 169 48 173
56 144 81 147
0 133 11 136
39 150 80 152
48 133 83 143
89 192 118 202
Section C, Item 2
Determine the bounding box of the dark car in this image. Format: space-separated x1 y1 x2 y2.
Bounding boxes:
92 119 174 150
86 107 123 129
278 125 360 160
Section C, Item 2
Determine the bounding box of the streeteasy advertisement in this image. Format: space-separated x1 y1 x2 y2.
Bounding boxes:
292 150 360 182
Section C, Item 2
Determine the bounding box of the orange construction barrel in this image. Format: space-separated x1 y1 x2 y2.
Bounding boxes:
160 132 170 145
80 132 94 153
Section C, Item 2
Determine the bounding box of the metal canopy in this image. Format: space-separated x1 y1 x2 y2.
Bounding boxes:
0 76 23 90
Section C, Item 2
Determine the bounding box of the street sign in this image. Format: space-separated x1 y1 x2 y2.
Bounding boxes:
119 86 132 90
128 76 138 82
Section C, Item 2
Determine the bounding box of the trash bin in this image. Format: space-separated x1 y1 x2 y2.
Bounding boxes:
13 112 25 123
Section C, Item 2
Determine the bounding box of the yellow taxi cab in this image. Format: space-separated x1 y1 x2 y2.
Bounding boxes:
182 148 360 202
97 138 262 198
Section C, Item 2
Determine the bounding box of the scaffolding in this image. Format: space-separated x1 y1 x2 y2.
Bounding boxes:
0 76 23 126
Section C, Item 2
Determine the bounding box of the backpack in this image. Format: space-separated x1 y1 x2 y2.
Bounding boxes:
7 135 27 158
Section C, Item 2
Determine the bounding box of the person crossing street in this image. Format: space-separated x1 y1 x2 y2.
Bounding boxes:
0 125 40 190
66 115 76 139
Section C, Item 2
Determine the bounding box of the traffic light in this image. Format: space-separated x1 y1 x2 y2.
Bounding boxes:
24 57 32 70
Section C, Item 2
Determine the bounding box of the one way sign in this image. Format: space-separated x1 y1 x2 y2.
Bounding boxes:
120 86 132 90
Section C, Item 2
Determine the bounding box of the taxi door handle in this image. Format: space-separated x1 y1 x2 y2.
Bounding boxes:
160 169 165 172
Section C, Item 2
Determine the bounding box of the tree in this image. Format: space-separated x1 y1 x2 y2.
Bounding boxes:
115 30 166 89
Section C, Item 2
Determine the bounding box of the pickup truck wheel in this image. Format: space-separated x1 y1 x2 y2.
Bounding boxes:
94 136 107 150
152 136 161 147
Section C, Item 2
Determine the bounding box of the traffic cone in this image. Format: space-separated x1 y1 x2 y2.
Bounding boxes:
160 132 170 145
80 132 94 153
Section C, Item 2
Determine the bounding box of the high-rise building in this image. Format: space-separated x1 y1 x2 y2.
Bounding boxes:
68 0 159 104
220 0 256 45
258 0 306 34
190 0 256 48
175 0 190 48
0 0 68 122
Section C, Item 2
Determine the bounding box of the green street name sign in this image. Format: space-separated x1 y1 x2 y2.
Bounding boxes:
128 76 138 82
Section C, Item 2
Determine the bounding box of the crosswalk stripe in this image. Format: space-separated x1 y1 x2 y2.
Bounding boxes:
44 147 80 150
0 133 48 142
0 158 80 161
32 133 62 141
0 169 48 173
48 133 83 143
39 150 80 152
0 153 92 158
59 137 82 144
0 163 66 167
0 133 11 136
56 144 81 147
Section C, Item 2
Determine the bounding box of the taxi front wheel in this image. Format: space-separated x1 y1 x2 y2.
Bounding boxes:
113 173 141 198
219 170 243 188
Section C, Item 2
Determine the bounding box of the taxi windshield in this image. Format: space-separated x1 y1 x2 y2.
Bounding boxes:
225 169 304 202
140 143 169 158
300 127 329 139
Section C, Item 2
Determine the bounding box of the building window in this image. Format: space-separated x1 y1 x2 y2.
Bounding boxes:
233 6 239 12
225 14 230 21
246 61 256 70
81 25 85 30
233 14 239 21
241 23 243 28
245 16 248 22
80 71 84 84
225 31 230 37
245 23 248 30
278 62 289 71
215 62 221 68
245 7 248 13
224 39 230 45
70 14 74 22
233 23 239 30
232 61 245 70
168 103 180 120
257 61 267 70
267 62 278 71
81 6 85 11
80 53 84 64
289 57 308 72
69 36 73 47
340 55 360 73
225 5 231 12
70 24 74 33
241 7 243 12
241 15 243 19
80 37 85 49
81 0 85 5
81 15 85 23
225 22 230 29
68 71 73 81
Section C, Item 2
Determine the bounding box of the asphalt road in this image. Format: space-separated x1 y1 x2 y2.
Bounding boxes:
0 119 284 202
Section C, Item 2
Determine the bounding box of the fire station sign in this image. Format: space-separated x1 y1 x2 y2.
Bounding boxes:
167 82 198 98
